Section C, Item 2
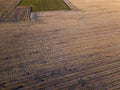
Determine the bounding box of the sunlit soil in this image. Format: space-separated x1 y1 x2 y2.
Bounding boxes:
0 0 120 90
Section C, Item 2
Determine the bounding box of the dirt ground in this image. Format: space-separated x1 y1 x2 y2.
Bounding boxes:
0 0 31 21
0 0 120 90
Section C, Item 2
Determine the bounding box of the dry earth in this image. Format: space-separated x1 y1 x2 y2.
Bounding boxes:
0 0 120 90
0 0 31 21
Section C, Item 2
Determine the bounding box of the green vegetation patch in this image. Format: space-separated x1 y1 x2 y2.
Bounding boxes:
18 0 70 11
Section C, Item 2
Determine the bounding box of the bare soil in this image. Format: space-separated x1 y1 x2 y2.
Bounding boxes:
0 0 120 90
0 0 31 21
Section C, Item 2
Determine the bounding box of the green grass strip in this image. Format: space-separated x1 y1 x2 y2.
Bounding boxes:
19 0 70 11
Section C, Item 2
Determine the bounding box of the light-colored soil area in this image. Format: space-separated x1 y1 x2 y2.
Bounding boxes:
0 0 120 90
69 0 120 11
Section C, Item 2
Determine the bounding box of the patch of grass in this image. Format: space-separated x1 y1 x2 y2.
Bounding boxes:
18 0 70 11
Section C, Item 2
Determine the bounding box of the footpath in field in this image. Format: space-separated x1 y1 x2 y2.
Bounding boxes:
0 0 31 21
